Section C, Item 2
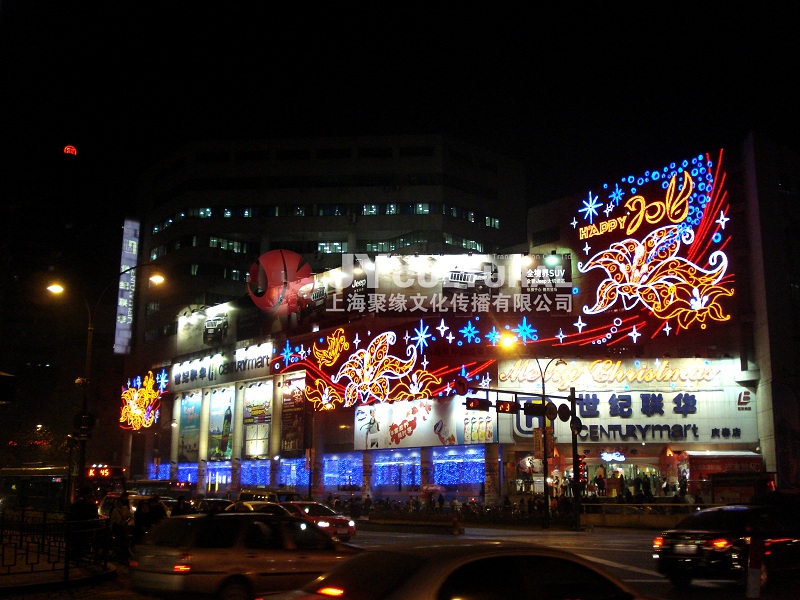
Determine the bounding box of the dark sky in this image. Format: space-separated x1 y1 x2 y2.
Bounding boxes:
2 3 799 213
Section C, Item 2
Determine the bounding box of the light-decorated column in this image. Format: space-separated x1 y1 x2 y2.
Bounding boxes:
362 450 373 501
231 384 245 497
484 443 500 506
170 394 180 482
196 389 210 498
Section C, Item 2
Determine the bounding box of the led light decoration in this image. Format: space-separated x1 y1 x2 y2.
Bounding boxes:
578 167 732 330
270 150 735 407
119 369 167 430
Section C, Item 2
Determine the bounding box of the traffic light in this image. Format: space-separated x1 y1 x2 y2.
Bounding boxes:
577 454 587 484
465 397 491 411
495 399 519 413
523 402 546 416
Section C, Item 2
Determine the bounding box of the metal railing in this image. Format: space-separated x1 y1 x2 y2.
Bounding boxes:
0 508 109 581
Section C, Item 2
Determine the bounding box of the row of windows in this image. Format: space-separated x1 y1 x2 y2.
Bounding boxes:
148 231 487 283
363 231 485 254
152 202 501 234
209 236 247 253
150 235 251 262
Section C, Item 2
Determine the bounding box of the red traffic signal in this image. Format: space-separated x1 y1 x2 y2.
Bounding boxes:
465 397 491 411
496 399 519 413
577 454 588 483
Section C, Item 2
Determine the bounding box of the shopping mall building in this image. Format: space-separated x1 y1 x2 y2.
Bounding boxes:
114 133 800 505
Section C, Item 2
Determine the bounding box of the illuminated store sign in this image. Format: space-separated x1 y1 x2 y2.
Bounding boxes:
353 398 492 450
114 219 140 355
496 358 757 445
171 342 274 391
119 369 168 430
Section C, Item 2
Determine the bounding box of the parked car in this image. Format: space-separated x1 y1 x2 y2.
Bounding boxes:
129 512 363 599
226 500 293 515
270 539 656 600
653 500 800 589
98 492 171 518
281 501 356 541
238 486 304 503
195 498 234 513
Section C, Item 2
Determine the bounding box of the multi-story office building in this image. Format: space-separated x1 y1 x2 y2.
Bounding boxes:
115 131 799 505
120 134 529 485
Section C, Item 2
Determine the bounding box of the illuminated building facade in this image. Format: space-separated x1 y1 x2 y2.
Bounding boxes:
121 132 800 504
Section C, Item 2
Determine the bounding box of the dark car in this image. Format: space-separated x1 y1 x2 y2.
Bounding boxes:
238 487 304 503
130 512 362 599
653 500 800 589
270 539 656 600
195 498 234 513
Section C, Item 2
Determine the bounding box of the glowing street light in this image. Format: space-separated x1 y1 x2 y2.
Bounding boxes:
47 264 164 496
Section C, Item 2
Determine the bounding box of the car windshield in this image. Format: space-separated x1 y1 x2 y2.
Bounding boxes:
301 551 424 600
147 517 242 548
676 506 755 529
301 503 338 517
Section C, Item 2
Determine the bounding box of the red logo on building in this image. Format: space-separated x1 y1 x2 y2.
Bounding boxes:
737 390 752 411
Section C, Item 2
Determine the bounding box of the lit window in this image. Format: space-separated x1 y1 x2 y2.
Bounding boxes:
386 204 397 215
415 203 430 214
363 205 378 216
224 209 232 217
467 211 475 223
317 242 348 254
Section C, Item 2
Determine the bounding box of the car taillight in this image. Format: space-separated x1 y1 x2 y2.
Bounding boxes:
653 536 664 549
706 538 731 550
173 553 192 572
315 587 345 597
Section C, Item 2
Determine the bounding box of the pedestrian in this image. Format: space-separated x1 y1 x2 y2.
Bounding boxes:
363 494 372 514
594 473 606 497
133 498 150 543
642 473 653 501
68 487 97 560
109 496 132 562
171 495 194 516
148 496 169 527
437 493 445 511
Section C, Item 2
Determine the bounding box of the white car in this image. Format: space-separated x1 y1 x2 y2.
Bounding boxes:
130 512 362 599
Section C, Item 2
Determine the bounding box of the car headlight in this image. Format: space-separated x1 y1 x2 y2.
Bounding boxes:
317 520 331 528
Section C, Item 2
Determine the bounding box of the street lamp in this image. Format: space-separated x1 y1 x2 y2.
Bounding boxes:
534 357 566 529
47 264 164 498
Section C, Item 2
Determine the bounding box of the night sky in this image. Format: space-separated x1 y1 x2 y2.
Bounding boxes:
2 4 799 240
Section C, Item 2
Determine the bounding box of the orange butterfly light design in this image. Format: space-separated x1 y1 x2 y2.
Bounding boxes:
579 175 733 330
120 371 161 430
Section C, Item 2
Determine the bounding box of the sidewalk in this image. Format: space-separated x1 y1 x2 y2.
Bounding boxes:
0 562 117 595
